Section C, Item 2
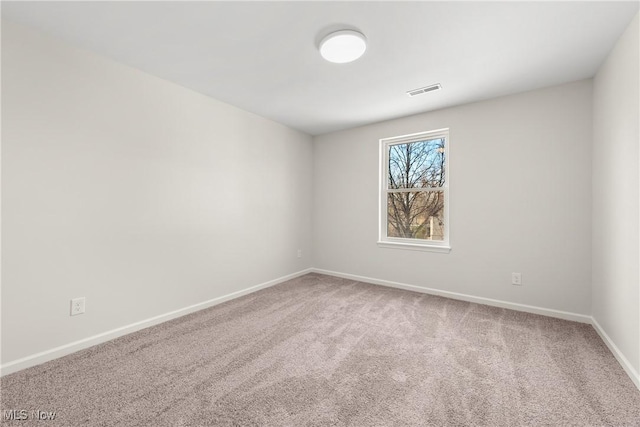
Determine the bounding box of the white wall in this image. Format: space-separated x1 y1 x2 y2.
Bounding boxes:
592 13 640 378
1 21 313 365
313 80 593 316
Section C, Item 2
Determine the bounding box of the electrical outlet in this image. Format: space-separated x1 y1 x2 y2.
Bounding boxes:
297 249 302 258
511 273 522 286
70 297 85 316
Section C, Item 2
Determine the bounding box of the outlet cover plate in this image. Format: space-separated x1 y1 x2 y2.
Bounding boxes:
511 273 522 286
70 297 85 316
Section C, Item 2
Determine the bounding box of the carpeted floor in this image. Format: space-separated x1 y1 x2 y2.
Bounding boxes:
2 273 639 426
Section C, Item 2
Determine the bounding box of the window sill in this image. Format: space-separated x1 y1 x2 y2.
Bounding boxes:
376 241 451 253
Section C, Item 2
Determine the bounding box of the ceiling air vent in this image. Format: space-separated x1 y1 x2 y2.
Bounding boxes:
407 83 442 97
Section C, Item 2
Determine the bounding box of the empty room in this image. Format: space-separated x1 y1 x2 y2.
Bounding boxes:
1 1 639 426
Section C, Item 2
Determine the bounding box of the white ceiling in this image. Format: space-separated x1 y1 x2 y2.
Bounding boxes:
2 1 638 135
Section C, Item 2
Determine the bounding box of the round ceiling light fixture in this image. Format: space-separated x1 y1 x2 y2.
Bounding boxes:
319 30 367 64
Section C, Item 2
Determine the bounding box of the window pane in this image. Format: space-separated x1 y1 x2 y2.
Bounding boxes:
388 138 445 189
387 191 445 240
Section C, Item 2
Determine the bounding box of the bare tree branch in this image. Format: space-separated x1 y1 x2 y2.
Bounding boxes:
387 138 445 239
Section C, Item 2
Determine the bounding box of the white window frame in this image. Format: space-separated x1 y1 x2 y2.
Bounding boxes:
378 128 451 253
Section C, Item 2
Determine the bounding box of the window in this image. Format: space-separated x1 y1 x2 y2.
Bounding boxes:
378 128 450 252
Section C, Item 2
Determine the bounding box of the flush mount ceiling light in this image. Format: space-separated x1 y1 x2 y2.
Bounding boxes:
319 30 367 64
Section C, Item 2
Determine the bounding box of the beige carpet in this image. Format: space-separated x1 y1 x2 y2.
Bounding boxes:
2 273 639 426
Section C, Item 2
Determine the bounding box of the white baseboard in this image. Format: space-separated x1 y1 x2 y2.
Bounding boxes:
0 268 313 377
311 268 592 324
591 317 640 391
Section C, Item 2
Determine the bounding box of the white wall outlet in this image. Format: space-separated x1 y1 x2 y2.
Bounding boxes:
70 297 85 316
511 273 522 286
297 249 302 258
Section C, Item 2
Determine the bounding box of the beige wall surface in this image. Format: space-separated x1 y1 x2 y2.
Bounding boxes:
314 80 593 315
592 13 640 376
1 21 313 364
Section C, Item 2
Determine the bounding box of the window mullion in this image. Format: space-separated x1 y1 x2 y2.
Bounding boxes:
386 187 444 193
